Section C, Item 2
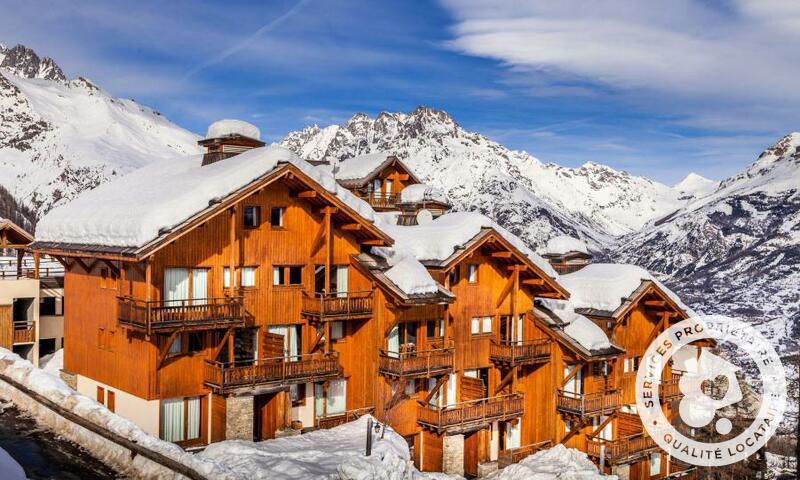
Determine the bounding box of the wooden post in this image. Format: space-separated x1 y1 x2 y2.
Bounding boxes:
324 209 332 294
145 258 152 302
33 251 40 279
15 249 23 278
227 329 235 364
229 206 237 296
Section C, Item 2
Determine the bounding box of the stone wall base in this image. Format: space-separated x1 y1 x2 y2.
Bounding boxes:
443 434 465 476
275 428 300 438
612 463 631 480
478 461 498 478
59 370 77 390
225 395 253 440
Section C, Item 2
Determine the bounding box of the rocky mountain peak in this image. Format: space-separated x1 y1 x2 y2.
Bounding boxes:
0 44 66 83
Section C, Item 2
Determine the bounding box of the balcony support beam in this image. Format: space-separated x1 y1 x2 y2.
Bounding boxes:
588 412 616 438
421 375 448 406
562 363 582 387
158 330 180 369
495 368 514 395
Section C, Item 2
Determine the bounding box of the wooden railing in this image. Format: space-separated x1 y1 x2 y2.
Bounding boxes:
660 373 683 401
301 290 373 320
204 352 342 393
498 440 552 468
417 393 524 432
490 338 551 366
316 406 374 430
556 389 621 416
663 462 697 479
117 296 245 334
12 321 35 344
587 433 658 465
379 346 454 378
357 192 399 209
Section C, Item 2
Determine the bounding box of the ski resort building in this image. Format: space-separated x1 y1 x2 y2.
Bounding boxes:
0 219 65 366
30 120 698 478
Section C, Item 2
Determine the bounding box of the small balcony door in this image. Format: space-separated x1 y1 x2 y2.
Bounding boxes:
500 315 524 344
164 268 189 305
314 265 348 295
503 420 521 450
387 322 417 358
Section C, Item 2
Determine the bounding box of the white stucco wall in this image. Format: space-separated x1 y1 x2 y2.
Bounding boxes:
291 382 315 428
76 375 161 437
0 278 41 365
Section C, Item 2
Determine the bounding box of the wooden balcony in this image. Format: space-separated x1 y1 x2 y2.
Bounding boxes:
587 433 659 465
301 291 373 321
357 192 399 210
490 338 551 367
660 373 683 402
556 389 621 417
315 406 374 430
498 440 552 468
12 321 35 344
417 393 524 433
204 352 342 394
662 462 697 480
379 346 454 379
117 296 245 334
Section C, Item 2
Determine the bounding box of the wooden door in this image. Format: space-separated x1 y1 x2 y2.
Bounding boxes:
107 391 116 413
464 430 479 476
0 305 12 349
461 376 486 401
262 331 285 359
254 392 280 441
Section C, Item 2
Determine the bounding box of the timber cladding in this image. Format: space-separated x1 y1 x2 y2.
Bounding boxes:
0 304 12 349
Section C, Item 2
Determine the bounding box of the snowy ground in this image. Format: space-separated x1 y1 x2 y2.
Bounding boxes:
0 348 612 479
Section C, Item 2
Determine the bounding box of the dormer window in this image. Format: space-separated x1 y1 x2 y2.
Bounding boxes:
244 206 261 228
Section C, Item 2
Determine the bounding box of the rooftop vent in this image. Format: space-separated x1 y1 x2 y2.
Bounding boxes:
198 119 265 166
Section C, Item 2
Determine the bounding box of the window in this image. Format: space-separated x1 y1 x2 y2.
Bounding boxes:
291 383 306 405
241 267 257 287
448 266 460 286
331 321 345 340
649 452 662 477
160 397 201 443
426 319 444 338
96 386 105 404
168 335 182 355
273 266 303 286
99 267 118 289
244 206 261 228
385 178 394 194
315 379 346 418
270 207 285 227
188 332 204 353
467 264 478 283
40 297 57 316
471 316 492 335
624 356 640 373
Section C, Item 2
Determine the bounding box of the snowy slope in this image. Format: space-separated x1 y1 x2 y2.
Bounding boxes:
0 44 201 219
674 172 719 202
281 107 688 250
614 133 800 352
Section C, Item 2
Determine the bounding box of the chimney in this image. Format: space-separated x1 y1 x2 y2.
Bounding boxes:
198 119 265 166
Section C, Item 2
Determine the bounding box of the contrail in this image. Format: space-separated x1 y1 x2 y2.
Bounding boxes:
185 0 312 78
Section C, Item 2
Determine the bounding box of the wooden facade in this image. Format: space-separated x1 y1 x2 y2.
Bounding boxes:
31 139 700 476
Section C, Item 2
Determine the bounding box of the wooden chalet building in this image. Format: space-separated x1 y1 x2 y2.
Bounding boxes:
31 120 702 477
540 235 593 275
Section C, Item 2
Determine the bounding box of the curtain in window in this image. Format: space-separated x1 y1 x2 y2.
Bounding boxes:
516 314 524 345
289 325 300 359
314 383 325 418
267 325 289 358
186 397 201 440
482 316 492 333
161 398 184 442
564 365 582 395
388 325 400 358
471 317 480 334
168 335 182 354
505 420 521 449
326 379 346 415
385 179 393 194
427 378 441 407
594 415 612 440
164 268 189 305
272 267 281 286
223 267 231 289
446 373 457 406
242 267 256 287
192 269 208 305
336 266 348 298
649 453 662 476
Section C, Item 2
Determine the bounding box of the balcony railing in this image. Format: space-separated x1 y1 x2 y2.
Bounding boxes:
357 192 399 209
204 352 342 394
315 406 374 430
498 440 552 468
587 433 659 465
556 389 621 417
417 393 524 432
379 346 454 378
301 291 373 321
490 338 551 366
12 321 35 344
660 373 683 402
117 296 245 334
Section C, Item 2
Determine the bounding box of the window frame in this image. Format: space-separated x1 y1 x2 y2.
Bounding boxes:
467 264 479 284
243 205 261 229
471 315 493 336
241 266 257 288
270 206 286 228
272 265 304 288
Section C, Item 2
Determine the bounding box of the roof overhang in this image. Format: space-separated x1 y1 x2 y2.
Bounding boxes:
337 155 422 189
0 219 33 247
531 307 624 361
576 279 690 321
351 253 455 307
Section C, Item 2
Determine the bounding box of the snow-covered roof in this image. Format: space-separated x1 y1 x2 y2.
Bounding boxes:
558 263 695 317
206 119 261 140
0 218 33 244
539 299 614 352
35 146 380 249
398 183 448 205
335 152 390 181
383 255 439 295
540 234 589 256
374 211 558 279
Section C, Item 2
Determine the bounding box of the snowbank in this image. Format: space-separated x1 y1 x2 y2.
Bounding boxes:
199 415 425 480
0 446 26 480
541 300 612 351
375 212 558 278
335 152 391 181
488 444 614 480
36 146 379 248
558 263 695 316
206 119 261 140
541 235 589 256
384 255 439 295
40 348 63 375
399 184 448 204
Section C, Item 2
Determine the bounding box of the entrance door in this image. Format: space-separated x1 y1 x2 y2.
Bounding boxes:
254 393 281 441
464 430 480 476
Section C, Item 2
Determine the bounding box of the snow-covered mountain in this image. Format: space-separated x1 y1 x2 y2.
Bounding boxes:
674 172 719 202
281 107 693 249
614 133 800 352
0 43 201 219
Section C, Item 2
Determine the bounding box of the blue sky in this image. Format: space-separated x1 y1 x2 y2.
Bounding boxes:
2 0 798 184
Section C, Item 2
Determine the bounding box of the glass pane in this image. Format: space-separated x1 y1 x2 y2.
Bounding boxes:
482 316 492 333
192 269 208 304
187 397 200 440
289 266 302 285
327 380 346 415
164 268 189 305
160 398 184 442
242 267 256 287
471 317 480 334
